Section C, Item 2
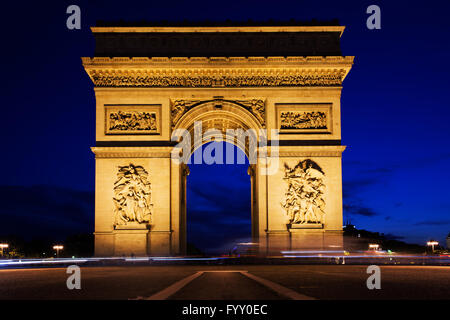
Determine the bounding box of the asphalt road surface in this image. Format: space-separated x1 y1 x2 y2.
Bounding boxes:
0 265 448 300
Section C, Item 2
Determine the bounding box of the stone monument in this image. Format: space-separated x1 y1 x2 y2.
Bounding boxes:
82 21 354 256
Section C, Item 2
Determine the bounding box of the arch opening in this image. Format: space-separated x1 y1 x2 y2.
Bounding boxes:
185 141 253 255
173 99 266 161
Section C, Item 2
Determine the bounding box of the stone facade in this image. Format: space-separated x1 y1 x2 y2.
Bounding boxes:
83 24 353 256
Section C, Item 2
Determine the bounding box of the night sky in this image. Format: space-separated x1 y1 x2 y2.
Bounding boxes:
0 0 449 251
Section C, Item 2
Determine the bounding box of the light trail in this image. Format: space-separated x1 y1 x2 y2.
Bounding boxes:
0 256 227 267
0 254 448 268
281 250 346 254
282 254 450 259
151 257 224 261
0 259 88 266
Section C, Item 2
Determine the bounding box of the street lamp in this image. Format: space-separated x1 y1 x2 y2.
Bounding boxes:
426 240 439 253
53 245 64 258
0 243 8 257
369 244 379 251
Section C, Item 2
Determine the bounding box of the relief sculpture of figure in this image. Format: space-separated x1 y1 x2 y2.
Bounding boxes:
171 100 201 126
280 111 327 130
171 100 187 125
246 99 265 125
109 111 157 132
236 99 265 126
113 164 153 226
281 160 325 225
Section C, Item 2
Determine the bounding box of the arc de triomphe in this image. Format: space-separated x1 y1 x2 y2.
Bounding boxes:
82 22 353 256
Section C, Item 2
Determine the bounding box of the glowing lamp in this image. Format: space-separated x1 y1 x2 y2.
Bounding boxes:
426 241 439 252
0 243 8 257
53 245 64 257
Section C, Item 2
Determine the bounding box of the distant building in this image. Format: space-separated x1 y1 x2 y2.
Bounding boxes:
343 224 425 253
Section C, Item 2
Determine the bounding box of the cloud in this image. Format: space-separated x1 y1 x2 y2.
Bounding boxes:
413 219 450 226
383 233 405 240
360 167 394 174
186 165 252 253
187 174 250 216
344 203 378 217
342 180 379 219
345 152 450 177
187 207 251 253
342 174 381 220
342 178 380 199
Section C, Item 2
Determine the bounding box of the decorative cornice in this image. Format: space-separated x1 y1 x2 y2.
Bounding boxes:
91 26 345 35
91 147 173 158
91 145 345 158
277 151 345 157
82 56 353 88
261 145 346 157
82 56 353 66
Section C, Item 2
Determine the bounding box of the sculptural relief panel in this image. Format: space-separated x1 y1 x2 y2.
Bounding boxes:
281 160 326 227
113 163 153 227
105 105 161 135
276 103 332 134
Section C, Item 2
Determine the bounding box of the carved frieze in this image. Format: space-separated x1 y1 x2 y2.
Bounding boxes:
113 164 153 226
105 105 161 135
109 111 157 132
276 103 332 134
89 70 346 88
281 160 325 226
82 56 354 88
280 111 327 130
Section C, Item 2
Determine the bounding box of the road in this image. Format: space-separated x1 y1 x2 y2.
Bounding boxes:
0 265 448 300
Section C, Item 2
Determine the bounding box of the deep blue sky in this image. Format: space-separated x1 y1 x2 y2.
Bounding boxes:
0 0 449 250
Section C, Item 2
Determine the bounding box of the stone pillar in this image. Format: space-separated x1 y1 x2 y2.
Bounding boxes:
179 164 189 255
91 147 174 256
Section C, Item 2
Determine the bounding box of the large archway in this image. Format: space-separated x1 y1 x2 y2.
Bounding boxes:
186 141 251 255
172 99 263 255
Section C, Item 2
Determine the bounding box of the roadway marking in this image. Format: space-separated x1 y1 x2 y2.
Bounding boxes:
239 271 316 300
146 271 204 300
144 270 316 300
